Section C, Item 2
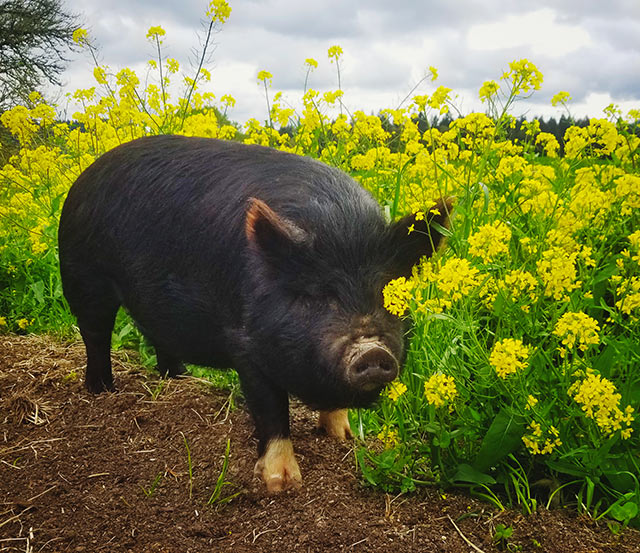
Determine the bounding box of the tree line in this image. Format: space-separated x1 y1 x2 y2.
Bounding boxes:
1 0 637 159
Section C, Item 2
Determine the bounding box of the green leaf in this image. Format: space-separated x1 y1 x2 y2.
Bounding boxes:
546 460 592 478
603 461 638 495
628 381 640 406
468 407 482 422
30 280 45 304
434 431 451 448
474 409 525 472
452 463 496 485
593 344 617 375
610 501 639 524
593 261 618 284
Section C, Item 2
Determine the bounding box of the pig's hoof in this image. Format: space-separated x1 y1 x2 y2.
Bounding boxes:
85 378 115 394
254 438 302 493
157 362 186 378
318 409 353 440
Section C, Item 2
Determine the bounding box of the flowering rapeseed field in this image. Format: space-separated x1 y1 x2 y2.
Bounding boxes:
1 1 638 525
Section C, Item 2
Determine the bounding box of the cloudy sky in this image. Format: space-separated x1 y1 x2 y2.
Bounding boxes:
57 0 640 125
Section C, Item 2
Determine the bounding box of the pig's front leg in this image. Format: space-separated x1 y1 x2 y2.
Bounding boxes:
254 438 301 493
239 371 302 493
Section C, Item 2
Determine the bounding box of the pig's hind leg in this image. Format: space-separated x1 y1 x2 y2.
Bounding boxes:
155 347 186 378
61 267 120 394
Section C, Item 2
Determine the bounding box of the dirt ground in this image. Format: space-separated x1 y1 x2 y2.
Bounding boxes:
1 334 638 553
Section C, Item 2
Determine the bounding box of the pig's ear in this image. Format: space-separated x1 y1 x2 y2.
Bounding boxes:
246 198 309 258
387 197 453 277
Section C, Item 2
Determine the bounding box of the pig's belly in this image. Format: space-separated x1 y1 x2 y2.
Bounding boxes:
115 277 237 369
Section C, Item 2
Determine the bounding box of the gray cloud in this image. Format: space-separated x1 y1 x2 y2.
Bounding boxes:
230 0 360 39
58 0 640 123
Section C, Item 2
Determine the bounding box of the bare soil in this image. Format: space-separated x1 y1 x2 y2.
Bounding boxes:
1 334 638 553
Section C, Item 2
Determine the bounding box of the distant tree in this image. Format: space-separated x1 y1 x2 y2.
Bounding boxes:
543 116 559 139
0 0 79 108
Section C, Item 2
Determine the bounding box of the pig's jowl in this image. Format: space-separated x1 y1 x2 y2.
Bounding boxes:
58 135 450 492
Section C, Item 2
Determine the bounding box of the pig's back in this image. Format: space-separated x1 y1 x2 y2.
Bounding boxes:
58 135 384 364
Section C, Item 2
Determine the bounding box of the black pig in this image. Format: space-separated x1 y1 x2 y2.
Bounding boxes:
58 135 450 492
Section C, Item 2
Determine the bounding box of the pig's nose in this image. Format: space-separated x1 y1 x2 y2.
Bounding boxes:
346 344 398 391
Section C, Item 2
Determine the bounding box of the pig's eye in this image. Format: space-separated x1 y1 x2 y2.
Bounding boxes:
294 291 340 311
294 293 315 308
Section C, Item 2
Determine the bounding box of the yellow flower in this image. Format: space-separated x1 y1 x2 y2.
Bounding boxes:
273 105 294 127
323 90 344 105
496 155 528 180
0 105 37 140
218 125 237 140
327 45 343 61
436 257 480 303
428 86 452 115
551 91 571 106
220 94 236 107
115 68 139 88
167 58 180 74
424 373 458 408
479 80 499 102
257 70 273 83
468 221 511 263
564 125 588 159
628 230 640 252
17 318 31 330
616 277 640 316
478 275 499 310
31 239 48 254
489 338 531 379
522 422 562 455
627 109 640 122
93 66 108 85
382 277 413 317
587 118 619 155
412 95 428 111
529 420 542 437
525 395 538 410
570 373 634 438
0 316 7 326
614 174 640 216
331 115 351 138
377 424 399 448
535 132 560 157
206 0 232 23
386 381 408 402
501 59 543 94
305 58 318 69
146 26 166 41
502 270 537 304
72 28 88 45
522 119 540 137
553 312 600 354
428 66 438 81
536 247 581 300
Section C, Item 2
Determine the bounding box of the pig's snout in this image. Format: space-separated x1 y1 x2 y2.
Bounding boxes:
345 339 398 391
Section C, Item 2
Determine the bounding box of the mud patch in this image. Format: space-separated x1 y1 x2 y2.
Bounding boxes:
1 334 638 552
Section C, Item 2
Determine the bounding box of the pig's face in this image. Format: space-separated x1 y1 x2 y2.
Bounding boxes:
276 279 406 409
311 309 405 406
244 197 450 410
